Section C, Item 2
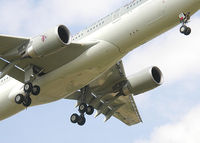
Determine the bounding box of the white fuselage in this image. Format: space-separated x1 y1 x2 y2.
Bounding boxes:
0 0 200 120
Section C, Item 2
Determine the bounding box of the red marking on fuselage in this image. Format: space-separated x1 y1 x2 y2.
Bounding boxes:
41 35 47 42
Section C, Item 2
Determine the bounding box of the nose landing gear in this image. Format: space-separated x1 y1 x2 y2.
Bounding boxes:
179 12 191 36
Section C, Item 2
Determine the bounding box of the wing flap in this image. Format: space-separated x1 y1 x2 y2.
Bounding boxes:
66 61 142 126
66 90 141 125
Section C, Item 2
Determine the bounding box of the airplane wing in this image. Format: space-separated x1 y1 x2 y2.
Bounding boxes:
0 34 96 82
66 61 142 126
0 34 30 55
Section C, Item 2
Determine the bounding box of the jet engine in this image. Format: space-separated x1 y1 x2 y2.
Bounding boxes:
25 25 71 57
122 66 163 96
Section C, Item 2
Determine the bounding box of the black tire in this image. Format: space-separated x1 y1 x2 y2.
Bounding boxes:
78 103 87 113
22 96 32 107
15 94 24 104
24 82 33 93
32 85 40 96
70 113 79 123
77 116 86 126
184 27 191 35
86 105 94 115
180 25 187 34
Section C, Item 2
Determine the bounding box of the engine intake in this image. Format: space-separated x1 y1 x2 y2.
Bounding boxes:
122 66 163 96
25 25 71 57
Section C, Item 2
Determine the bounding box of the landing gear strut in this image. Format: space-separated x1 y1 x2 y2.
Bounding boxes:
70 86 94 126
14 65 42 107
179 12 191 36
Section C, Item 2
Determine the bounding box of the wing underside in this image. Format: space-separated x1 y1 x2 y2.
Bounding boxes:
66 61 142 126
0 34 96 82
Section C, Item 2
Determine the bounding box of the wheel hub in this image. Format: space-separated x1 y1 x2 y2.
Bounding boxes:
71 115 76 121
16 96 21 102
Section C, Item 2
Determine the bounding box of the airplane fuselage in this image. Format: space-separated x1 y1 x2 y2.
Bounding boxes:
0 0 200 120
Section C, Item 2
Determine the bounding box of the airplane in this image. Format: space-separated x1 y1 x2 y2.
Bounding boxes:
0 0 199 126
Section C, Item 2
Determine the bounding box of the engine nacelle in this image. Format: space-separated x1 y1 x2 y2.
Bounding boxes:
122 66 163 96
26 25 71 57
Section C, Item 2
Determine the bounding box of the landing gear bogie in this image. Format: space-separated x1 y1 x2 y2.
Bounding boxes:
15 65 42 107
70 86 95 126
15 83 40 107
70 103 94 126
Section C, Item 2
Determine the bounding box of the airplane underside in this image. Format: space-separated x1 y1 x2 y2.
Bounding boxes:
0 0 199 126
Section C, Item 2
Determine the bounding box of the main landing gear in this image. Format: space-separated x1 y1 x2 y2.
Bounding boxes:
14 65 42 107
70 86 94 126
179 12 191 36
70 103 94 126
15 82 40 107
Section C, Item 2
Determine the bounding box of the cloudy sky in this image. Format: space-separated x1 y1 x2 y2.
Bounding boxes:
1 0 200 143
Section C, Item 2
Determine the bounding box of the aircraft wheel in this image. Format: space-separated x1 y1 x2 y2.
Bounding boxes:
78 103 87 113
24 82 33 93
184 27 191 35
32 85 40 96
77 115 86 126
23 96 32 107
15 94 24 104
70 113 80 123
180 25 187 34
86 105 94 115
